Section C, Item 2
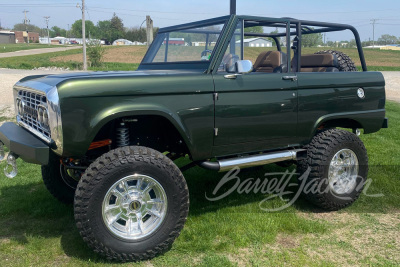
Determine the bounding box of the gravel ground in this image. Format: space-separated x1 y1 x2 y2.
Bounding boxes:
383 71 400 102
0 69 399 123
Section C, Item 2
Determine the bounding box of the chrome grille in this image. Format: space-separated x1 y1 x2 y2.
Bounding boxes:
17 90 50 139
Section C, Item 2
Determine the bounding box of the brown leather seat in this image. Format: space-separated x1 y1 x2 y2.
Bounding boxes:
253 51 287 73
295 54 339 72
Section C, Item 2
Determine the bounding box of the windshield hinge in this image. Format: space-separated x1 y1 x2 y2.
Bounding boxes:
213 92 219 101
214 128 219 136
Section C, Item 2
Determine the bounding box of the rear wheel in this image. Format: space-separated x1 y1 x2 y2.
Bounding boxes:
315 50 357 72
297 129 368 210
74 146 189 262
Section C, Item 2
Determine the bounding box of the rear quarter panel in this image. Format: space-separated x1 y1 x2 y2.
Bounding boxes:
297 71 386 144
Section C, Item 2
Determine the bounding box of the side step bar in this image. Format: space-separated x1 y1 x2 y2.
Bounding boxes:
198 149 304 172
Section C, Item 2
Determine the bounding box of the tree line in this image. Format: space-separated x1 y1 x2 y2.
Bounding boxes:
9 13 158 44
4 18 399 47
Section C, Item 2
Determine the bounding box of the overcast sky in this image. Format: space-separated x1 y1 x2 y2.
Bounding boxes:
0 0 400 41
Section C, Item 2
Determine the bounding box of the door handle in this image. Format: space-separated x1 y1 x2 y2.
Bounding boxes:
282 76 298 82
224 74 242 80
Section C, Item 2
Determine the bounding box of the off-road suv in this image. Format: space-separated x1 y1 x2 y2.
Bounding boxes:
0 15 388 261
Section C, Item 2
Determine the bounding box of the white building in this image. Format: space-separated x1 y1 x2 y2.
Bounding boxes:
237 38 273 47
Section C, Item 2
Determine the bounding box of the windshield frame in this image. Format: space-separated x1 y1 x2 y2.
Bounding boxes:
139 16 231 71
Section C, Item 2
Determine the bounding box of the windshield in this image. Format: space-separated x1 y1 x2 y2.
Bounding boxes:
142 22 226 64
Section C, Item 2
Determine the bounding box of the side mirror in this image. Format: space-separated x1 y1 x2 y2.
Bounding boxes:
236 60 253 74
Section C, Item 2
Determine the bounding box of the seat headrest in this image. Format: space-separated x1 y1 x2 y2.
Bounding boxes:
299 54 338 68
253 51 287 73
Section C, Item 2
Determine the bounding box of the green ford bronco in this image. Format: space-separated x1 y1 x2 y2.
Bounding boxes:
0 15 388 261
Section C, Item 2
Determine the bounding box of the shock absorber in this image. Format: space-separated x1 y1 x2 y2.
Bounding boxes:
116 122 130 147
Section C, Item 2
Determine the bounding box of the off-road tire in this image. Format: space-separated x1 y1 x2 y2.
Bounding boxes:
297 129 368 211
74 146 189 262
41 156 77 204
315 50 357 72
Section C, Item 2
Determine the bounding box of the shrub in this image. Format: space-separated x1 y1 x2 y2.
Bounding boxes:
87 41 105 68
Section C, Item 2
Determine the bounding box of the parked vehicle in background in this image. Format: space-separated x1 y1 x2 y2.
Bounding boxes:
0 14 387 261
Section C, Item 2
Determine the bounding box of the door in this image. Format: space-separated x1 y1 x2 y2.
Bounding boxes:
213 73 298 153
212 18 299 156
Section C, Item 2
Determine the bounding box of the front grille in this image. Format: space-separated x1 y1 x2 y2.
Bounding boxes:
17 90 50 139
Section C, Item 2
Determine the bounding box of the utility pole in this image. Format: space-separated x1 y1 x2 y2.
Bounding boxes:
23 10 30 44
44 16 50 46
77 1 87 70
371 19 379 48
230 0 236 15
146 15 153 47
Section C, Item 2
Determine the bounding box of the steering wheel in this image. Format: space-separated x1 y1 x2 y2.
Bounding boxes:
201 49 213 60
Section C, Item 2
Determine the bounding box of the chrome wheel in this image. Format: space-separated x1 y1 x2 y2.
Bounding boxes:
102 174 168 240
328 149 359 195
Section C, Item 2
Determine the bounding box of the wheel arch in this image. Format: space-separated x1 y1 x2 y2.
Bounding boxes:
85 108 194 158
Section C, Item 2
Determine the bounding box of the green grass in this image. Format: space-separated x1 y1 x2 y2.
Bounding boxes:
0 47 139 71
0 102 399 265
0 43 70 53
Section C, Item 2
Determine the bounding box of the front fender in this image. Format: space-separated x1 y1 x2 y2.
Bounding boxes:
60 94 215 161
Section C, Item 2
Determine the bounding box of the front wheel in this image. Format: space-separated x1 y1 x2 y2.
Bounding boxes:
297 129 368 211
74 146 189 261
41 155 79 204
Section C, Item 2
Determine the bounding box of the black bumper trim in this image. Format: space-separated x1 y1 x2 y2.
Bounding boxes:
0 122 49 165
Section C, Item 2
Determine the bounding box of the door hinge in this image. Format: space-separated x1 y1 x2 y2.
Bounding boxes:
213 92 219 101
214 128 219 136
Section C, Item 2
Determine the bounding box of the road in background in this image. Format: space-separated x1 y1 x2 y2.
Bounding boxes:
0 46 81 58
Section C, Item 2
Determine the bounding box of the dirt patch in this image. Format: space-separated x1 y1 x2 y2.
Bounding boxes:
275 234 300 249
51 46 148 64
301 212 400 265
227 248 252 267
0 105 14 127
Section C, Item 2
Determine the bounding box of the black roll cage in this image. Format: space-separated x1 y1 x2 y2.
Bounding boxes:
239 17 367 71
140 15 367 72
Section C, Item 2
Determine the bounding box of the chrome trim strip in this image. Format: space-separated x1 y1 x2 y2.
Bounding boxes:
218 150 300 172
47 86 63 155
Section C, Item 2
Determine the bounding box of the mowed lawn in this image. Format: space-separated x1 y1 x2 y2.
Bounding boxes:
0 101 399 266
0 44 400 71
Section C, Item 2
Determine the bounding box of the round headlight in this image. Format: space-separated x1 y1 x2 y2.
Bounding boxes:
37 107 44 124
16 99 24 116
42 110 49 125
37 106 49 127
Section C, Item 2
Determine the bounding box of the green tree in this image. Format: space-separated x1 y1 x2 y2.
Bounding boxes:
125 27 147 42
70 20 97 38
378 34 398 45
244 26 264 38
302 32 323 47
50 26 67 38
110 13 125 42
13 23 41 33
97 20 112 42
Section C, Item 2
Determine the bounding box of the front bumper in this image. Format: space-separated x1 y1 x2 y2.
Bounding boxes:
0 122 49 165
